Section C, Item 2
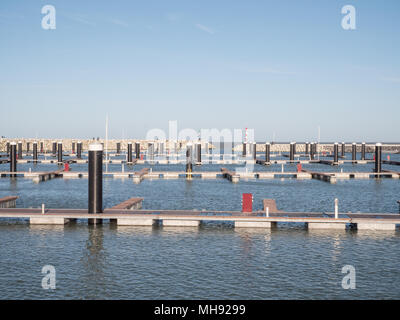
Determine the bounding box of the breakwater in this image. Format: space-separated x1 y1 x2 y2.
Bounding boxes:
1 139 399 153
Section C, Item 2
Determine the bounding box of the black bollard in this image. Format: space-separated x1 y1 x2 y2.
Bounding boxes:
135 142 140 159
26 142 30 153
127 142 133 164
374 143 382 173
18 141 22 159
196 142 201 164
88 143 103 224
116 142 121 154
52 141 57 156
352 143 357 162
33 142 38 163
251 142 256 160
265 142 271 163
10 142 17 177
186 143 193 175
305 142 309 155
242 142 247 157
6 141 10 156
361 142 366 160
289 142 295 161
341 142 345 157
333 143 339 164
72 142 76 154
310 142 315 160
40 141 44 154
57 142 63 164
77 141 82 159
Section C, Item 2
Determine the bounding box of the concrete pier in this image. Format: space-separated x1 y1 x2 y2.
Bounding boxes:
307 222 346 230
163 220 200 227
30 217 70 225
234 221 273 228
117 218 155 226
355 222 396 231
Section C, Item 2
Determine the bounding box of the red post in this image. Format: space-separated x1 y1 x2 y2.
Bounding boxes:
242 193 253 213
297 163 302 172
64 163 70 172
388 155 390 161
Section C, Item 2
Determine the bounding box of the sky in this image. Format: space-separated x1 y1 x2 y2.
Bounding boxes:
0 0 399 142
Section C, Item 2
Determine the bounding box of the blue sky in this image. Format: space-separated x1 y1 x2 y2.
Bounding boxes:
0 0 399 141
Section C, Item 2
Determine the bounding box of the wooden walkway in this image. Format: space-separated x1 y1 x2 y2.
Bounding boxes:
0 196 18 208
109 198 143 210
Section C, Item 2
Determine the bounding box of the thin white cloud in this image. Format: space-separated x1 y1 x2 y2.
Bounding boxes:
195 23 215 34
108 18 129 27
66 14 96 26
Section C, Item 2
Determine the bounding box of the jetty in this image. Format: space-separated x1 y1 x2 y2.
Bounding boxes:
0 197 399 231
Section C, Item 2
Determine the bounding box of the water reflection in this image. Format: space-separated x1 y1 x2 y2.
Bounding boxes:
79 225 106 299
235 228 272 257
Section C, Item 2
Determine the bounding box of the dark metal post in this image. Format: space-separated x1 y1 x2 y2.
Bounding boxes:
6 141 10 156
341 142 345 157
72 142 76 154
310 142 315 160
127 142 133 164
116 142 121 154
26 142 30 153
374 143 382 173
40 141 44 153
352 143 357 162
305 142 309 155
77 141 82 159
52 141 57 156
88 143 103 224
33 142 38 163
242 142 247 157
290 142 295 161
196 142 201 164
186 143 193 175
333 142 339 164
252 142 256 160
10 142 17 176
18 141 22 159
265 142 270 163
57 142 63 164
361 142 366 160
135 142 140 159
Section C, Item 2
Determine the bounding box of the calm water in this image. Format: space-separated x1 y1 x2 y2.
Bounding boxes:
0 154 399 299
